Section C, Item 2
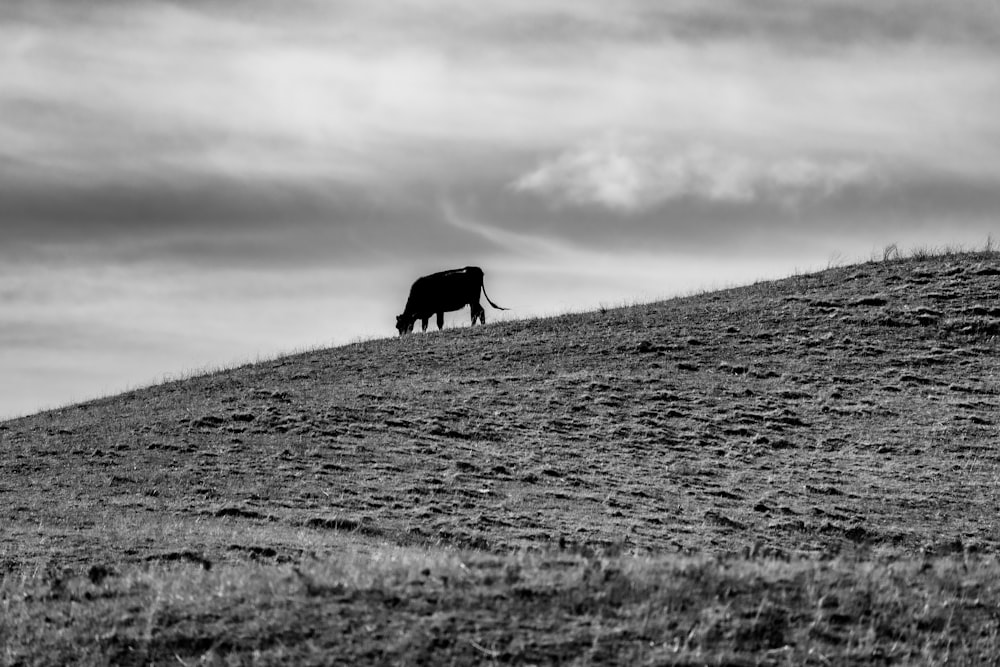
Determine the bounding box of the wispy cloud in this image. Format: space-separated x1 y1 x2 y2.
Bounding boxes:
512 138 877 212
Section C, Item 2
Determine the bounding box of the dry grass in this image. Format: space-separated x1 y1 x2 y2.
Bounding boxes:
3 549 999 665
2 248 1000 664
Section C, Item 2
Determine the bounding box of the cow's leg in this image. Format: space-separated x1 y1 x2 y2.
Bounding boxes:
436 312 445 330
421 317 429 332
471 304 485 325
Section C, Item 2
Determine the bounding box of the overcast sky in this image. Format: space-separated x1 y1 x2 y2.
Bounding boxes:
2 0 999 418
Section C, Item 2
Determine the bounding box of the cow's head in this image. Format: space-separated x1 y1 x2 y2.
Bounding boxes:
395 313 416 336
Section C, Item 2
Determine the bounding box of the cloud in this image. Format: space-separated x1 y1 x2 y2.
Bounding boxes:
60 0 992 53
635 1 1000 52
512 138 877 212
1 0 998 253
2 2 997 192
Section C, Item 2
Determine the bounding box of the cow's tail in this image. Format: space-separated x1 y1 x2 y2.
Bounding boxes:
482 285 508 311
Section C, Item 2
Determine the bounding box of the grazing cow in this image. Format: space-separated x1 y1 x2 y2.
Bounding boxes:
396 266 507 335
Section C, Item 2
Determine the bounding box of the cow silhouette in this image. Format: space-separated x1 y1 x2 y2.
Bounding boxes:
396 266 507 335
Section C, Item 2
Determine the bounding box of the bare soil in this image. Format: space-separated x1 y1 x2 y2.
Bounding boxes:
2 252 999 664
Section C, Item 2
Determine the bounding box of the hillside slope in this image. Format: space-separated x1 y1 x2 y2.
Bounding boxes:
2 252 998 570
3 251 1000 664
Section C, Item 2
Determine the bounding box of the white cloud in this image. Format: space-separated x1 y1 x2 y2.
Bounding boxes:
512 137 877 212
512 139 648 212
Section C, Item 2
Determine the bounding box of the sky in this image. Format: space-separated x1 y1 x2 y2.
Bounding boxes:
2 0 999 419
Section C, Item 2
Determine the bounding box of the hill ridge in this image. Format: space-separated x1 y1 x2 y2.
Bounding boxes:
14 250 1000 421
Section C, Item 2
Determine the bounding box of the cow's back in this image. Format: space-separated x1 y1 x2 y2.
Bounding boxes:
404 267 483 315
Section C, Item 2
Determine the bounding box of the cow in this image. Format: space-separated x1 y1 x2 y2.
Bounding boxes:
396 266 507 335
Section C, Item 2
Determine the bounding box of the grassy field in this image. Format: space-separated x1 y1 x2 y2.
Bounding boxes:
2 249 1000 664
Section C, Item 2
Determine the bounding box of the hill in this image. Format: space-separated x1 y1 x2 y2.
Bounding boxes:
2 251 1000 664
